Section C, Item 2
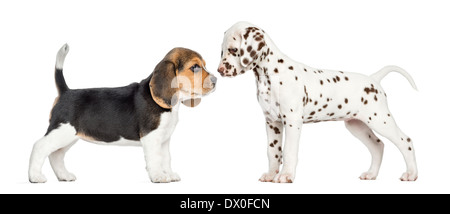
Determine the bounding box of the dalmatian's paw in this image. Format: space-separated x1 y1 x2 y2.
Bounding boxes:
259 172 277 182
29 173 47 183
57 172 77 182
400 172 417 181
359 172 377 180
273 172 295 183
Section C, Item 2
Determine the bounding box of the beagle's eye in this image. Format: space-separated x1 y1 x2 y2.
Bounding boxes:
228 48 238 54
190 64 201 73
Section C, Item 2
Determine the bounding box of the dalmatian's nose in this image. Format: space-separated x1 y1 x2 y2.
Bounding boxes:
217 66 225 76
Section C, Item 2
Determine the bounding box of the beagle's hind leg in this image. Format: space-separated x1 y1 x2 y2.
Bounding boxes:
49 141 78 182
29 123 78 183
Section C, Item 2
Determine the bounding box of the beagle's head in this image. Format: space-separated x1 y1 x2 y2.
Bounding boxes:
217 21 267 77
150 47 217 109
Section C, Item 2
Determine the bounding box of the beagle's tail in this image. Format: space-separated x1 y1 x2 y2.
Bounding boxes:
55 43 70 95
370 65 418 91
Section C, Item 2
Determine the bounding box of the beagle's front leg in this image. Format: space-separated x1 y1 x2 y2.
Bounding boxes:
259 120 284 182
274 118 303 183
161 138 180 182
141 134 171 183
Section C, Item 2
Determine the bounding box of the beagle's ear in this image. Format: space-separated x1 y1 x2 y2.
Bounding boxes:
239 27 266 67
181 98 201 107
150 61 179 109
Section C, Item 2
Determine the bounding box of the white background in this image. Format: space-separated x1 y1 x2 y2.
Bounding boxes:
1 0 449 193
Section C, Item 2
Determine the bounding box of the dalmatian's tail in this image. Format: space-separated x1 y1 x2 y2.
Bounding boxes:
55 43 70 95
370 65 418 90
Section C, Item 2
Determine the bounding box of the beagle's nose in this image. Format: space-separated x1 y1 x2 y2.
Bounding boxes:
211 75 217 85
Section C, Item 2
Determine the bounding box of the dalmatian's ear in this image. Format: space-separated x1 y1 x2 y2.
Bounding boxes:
239 27 266 68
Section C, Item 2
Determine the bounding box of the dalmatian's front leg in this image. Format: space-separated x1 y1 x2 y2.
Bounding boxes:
273 118 303 183
259 120 283 182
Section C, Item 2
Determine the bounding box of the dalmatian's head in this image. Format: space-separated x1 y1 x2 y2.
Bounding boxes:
217 22 267 77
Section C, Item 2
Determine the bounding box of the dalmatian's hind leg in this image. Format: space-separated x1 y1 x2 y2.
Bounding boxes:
345 119 384 180
364 112 418 181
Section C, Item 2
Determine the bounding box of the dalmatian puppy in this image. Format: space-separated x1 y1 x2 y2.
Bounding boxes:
217 21 418 183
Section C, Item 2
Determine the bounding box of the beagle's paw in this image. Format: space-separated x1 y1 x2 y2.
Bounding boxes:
57 172 77 182
149 171 172 183
273 172 295 183
29 173 47 183
169 172 181 182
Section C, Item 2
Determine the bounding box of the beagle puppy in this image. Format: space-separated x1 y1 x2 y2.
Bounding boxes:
28 44 216 183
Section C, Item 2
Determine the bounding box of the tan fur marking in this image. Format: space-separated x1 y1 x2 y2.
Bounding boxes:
76 132 98 142
49 96 59 120
177 56 213 96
